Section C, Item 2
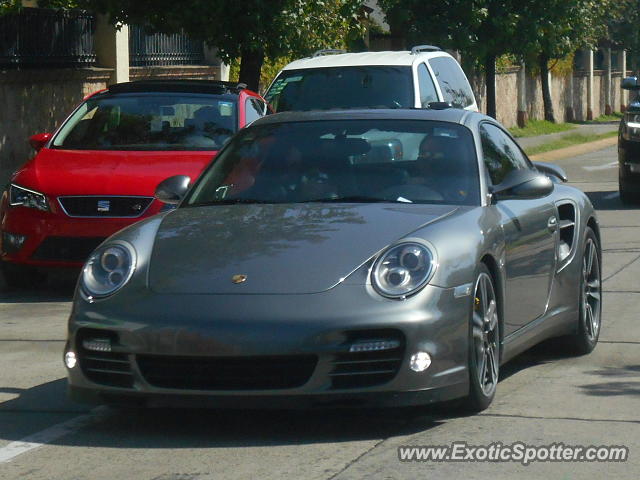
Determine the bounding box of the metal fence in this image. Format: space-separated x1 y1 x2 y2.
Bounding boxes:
0 8 96 68
129 25 205 67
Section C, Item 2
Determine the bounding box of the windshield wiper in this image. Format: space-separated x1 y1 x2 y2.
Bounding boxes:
189 198 275 207
302 195 398 203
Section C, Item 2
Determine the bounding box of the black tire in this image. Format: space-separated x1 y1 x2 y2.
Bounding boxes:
1 262 48 289
619 172 640 204
619 186 640 205
463 264 500 412
567 227 602 355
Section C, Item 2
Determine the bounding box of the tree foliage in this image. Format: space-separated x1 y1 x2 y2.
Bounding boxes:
379 0 612 121
517 0 609 61
608 0 640 69
80 0 364 89
379 0 526 118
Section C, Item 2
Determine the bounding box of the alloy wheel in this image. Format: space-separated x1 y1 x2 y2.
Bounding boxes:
582 237 601 342
472 272 499 397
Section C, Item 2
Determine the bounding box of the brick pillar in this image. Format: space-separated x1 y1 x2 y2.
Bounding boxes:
621 49 628 112
605 47 612 115
517 62 528 127
566 72 575 122
94 15 130 85
586 49 594 121
203 46 229 81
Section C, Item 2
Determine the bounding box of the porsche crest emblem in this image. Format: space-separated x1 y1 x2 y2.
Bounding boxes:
232 274 247 284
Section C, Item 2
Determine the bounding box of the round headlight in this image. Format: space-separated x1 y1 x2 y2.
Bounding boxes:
81 241 136 298
372 242 436 298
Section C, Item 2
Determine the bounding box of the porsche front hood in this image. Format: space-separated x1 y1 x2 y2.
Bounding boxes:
148 203 457 295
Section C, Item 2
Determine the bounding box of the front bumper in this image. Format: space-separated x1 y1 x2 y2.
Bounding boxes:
65 284 472 408
0 197 163 267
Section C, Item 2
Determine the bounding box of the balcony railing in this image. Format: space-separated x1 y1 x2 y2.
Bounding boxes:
129 25 204 67
0 8 96 68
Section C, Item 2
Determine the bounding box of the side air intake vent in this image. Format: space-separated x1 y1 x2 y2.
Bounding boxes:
556 201 578 270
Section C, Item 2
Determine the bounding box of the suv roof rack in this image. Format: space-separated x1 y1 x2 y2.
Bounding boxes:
312 49 347 57
410 45 442 55
107 80 249 95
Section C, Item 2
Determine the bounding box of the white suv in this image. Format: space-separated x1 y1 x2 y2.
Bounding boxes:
264 46 478 113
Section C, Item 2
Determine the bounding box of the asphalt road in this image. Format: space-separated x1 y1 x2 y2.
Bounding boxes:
1 145 638 480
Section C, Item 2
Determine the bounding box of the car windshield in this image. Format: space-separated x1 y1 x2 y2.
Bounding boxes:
51 93 238 151
264 67 414 112
185 119 480 207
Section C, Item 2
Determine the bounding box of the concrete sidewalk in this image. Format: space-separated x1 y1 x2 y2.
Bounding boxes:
516 121 619 150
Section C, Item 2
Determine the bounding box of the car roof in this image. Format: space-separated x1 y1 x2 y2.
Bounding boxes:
106 80 254 96
281 50 451 70
252 108 485 127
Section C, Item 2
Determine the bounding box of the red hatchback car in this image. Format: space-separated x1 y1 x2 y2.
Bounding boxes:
0 80 270 287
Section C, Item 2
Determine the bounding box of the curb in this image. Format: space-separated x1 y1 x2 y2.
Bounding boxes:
529 136 617 162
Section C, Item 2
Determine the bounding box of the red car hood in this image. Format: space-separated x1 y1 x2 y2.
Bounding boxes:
16 149 217 196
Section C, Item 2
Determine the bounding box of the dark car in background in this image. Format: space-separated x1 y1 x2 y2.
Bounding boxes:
618 76 640 203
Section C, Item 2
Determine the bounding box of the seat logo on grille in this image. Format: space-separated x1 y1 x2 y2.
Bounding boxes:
97 200 111 212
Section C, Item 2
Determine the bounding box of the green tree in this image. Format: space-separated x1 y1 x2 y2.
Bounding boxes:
608 0 640 72
82 0 364 90
379 0 525 119
517 0 610 123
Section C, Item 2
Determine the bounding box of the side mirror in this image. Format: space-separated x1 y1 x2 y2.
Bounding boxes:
29 133 52 152
532 161 568 183
491 169 554 201
622 77 640 90
155 175 191 205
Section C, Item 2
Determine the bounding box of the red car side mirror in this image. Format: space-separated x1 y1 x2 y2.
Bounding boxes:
29 133 52 152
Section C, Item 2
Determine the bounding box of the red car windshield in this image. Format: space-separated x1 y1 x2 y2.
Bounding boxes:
51 93 238 151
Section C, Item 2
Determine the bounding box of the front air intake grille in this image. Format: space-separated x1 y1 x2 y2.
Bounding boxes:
136 354 318 390
58 196 153 218
76 329 133 388
31 236 105 262
329 330 405 390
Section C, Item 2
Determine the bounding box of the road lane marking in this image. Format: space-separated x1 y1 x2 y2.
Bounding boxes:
583 161 618 171
0 407 107 464
604 192 620 200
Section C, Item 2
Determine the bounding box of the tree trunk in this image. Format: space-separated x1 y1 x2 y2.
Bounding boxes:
539 53 556 123
485 54 497 119
238 47 265 93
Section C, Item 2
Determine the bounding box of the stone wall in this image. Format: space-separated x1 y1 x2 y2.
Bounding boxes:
0 65 222 186
473 68 627 127
0 67 113 187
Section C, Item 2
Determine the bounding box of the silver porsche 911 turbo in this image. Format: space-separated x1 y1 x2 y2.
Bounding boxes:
64 108 602 412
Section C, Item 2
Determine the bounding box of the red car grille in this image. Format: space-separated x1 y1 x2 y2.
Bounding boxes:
58 196 153 217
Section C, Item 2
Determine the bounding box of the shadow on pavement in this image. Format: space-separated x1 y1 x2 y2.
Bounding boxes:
498 339 576 383
0 378 448 448
585 190 640 211
579 364 640 397
0 269 78 303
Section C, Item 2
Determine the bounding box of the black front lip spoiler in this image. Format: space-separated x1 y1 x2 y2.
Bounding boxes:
68 382 468 410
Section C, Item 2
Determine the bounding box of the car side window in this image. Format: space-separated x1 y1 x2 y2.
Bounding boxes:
428 56 474 108
245 98 263 124
480 123 531 185
417 63 439 107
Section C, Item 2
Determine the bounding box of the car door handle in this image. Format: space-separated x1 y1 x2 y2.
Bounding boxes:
547 216 558 231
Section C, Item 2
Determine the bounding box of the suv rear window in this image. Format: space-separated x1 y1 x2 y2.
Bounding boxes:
265 66 414 112
52 93 238 151
428 57 475 108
